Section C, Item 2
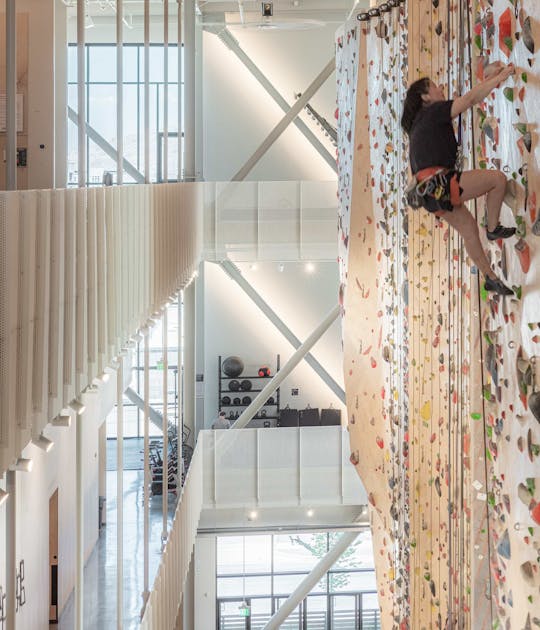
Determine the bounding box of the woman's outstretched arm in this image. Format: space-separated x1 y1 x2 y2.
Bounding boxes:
451 63 515 118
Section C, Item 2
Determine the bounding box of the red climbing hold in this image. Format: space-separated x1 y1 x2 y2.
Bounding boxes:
499 8 514 59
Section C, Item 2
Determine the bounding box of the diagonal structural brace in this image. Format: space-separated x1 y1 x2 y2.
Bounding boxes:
220 260 345 403
206 25 337 174
67 106 145 183
231 305 340 430
263 530 360 630
232 57 336 181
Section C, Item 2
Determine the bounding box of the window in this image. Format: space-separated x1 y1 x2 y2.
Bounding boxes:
216 532 380 630
67 43 183 186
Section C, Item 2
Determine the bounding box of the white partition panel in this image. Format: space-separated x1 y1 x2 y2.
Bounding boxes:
258 427 299 506
214 429 257 506
300 426 342 503
0 182 203 473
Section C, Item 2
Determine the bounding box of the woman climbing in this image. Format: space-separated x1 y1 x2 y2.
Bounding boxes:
401 62 517 295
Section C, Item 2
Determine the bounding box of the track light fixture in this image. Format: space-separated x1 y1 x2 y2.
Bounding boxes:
69 398 86 415
132 332 144 343
52 413 71 428
14 458 33 473
32 434 54 453
0 488 8 506
262 1 273 17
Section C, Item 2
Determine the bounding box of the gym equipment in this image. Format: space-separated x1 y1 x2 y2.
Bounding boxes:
320 407 342 426
240 379 252 391
221 395 231 405
242 396 252 405
278 406 299 427
233 397 241 406
222 356 244 377
299 406 320 426
266 396 275 405
258 366 271 377
229 379 240 391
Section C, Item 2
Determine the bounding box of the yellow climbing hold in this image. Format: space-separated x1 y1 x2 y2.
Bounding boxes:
420 401 431 421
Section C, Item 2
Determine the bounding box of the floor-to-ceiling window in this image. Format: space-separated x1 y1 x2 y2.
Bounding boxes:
67 43 182 186
216 532 380 630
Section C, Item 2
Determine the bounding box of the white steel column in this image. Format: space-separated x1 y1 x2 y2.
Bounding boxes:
183 283 195 441
178 293 184 479
144 0 150 182
77 0 86 187
75 412 84 629
116 355 124 629
141 328 150 615
263 531 360 630
116 0 124 185
177 0 183 181
162 309 169 541
183 0 195 181
5 471 16 630
163 0 169 182
5 0 17 190
232 305 340 430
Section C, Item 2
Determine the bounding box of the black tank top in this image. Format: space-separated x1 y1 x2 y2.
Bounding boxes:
409 100 458 173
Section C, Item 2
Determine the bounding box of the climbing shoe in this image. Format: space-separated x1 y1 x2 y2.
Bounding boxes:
484 276 514 296
486 224 516 241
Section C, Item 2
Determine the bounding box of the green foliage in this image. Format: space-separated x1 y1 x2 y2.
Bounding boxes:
288 533 364 591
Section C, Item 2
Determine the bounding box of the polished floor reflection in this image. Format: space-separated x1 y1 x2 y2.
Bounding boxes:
58 469 176 629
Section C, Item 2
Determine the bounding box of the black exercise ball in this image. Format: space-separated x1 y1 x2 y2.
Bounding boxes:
240 379 252 391
222 356 244 378
242 396 251 405
266 397 275 405
229 380 240 391
221 395 231 405
233 397 241 406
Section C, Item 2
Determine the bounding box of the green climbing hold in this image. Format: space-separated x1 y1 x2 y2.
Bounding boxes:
487 492 495 506
486 426 493 438
471 412 482 420
424 572 431 581
512 285 522 299
522 72 528 83
526 478 536 495
480 283 488 301
503 87 515 102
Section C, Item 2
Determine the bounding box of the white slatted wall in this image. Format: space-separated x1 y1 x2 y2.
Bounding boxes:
0 183 202 474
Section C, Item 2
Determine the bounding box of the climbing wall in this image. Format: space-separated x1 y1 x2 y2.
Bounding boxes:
337 6 410 627
338 0 540 628
473 1 540 627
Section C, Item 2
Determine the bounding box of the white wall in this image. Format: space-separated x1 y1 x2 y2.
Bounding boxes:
0 373 120 629
202 25 338 182
202 260 346 429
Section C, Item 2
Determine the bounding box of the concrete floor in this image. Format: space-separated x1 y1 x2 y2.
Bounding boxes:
58 469 176 629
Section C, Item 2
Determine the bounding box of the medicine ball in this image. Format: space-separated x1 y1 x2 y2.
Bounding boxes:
240 379 252 391
229 379 240 391
233 397 241 406
260 409 267 418
258 366 270 377
222 356 244 378
221 395 231 406
242 396 251 405
266 397 275 405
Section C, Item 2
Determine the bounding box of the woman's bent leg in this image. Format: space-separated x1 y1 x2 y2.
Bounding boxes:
459 169 507 232
439 204 495 278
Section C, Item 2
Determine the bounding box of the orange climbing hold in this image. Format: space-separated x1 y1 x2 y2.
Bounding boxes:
499 8 514 59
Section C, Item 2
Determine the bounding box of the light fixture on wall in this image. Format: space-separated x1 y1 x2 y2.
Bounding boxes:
69 397 86 415
132 331 144 344
307 508 314 517
84 13 95 29
52 413 72 428
13 458 33 473
305 262 315 274
278 262 284 272
32 434 55 453
0 488 8 506
248 510 258 521
249 263 258 271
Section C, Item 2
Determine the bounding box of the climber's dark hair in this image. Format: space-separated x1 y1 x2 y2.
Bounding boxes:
401 77 431 135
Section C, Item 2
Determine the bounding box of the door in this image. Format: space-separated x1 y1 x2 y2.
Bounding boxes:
49 489 59 623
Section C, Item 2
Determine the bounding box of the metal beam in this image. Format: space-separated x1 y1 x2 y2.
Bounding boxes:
124 386 168 431
231 305 340 430
263 531 360 630
206 25 337 174
232 57 335 181
220 261 345 402
67 107 145 183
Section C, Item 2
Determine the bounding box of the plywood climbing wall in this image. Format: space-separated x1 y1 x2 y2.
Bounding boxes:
338 0 540 628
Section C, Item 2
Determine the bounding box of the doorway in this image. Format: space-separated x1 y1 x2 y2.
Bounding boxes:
49 489 58 624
